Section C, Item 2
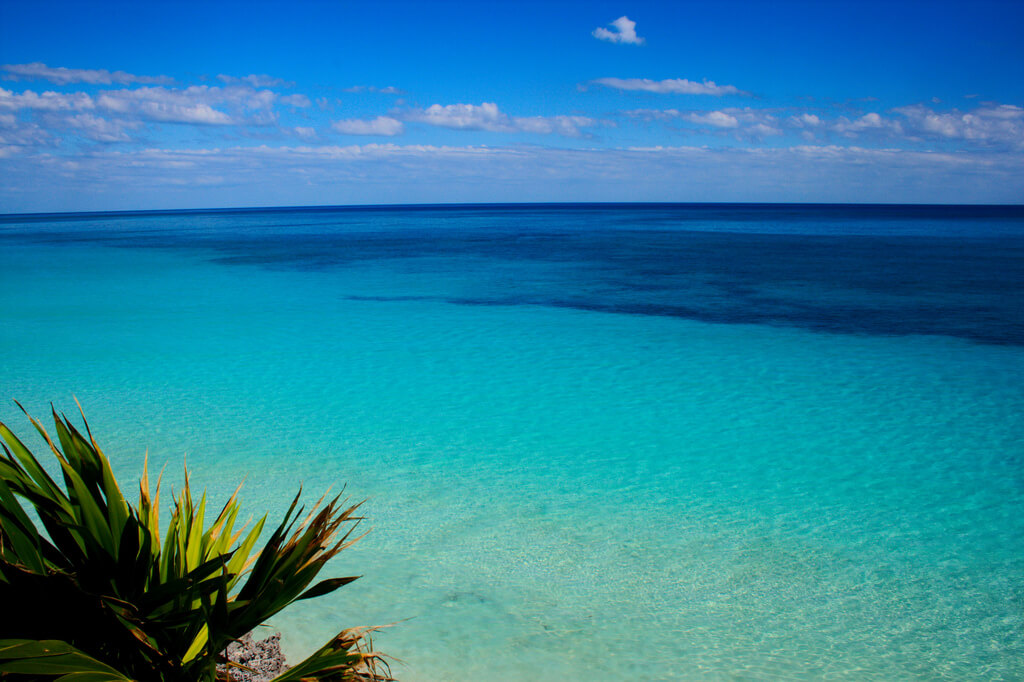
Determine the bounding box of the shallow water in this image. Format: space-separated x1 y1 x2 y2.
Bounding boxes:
2 204 1023 680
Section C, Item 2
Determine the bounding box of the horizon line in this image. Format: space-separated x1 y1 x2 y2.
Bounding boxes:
3 200 1024 220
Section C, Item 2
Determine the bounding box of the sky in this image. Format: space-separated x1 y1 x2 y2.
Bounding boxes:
1 0 1023 212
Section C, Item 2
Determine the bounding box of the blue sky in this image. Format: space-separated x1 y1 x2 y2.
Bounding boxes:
1 0 1022 212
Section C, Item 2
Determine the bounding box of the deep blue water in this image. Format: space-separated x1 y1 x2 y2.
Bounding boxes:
4 203 1024 346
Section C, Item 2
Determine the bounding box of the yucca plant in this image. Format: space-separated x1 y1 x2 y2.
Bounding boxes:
0 402 391 681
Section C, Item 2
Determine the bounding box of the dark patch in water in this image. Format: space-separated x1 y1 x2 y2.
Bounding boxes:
3 205 1023 346
345 295 435 302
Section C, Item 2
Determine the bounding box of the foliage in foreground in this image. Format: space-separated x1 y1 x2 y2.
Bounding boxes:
0 403 391 681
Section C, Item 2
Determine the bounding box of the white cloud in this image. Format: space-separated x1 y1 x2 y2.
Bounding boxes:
2 62 172 86
623 102 1022 148
622 101 1022 149
95 85 278 125
6 141 1022 211
789 113 821 127
61 113 140 142
62 143 512 177
592 16 645 45
144 102 232 125
97 88 235 125
0 81 317 144
0 87 95 111
332 116 404 136
342 85 403 95
0 94 140 148
622 108 678 121
893 103 1024 148
242 143 509 160
513 115 595 137
0 117 51 152
408 102 595 137
217 74 292 88
593 77 745 96
293 126 317 138
686 111 739 128
921 114 958 137
621 143 1008 183
836 112 883 131
831 112 904 138
625 107 780 137
747 122 783 138
413 102 508 130
280 94 312 108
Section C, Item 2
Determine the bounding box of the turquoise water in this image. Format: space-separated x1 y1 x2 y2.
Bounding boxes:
1 205 1023 680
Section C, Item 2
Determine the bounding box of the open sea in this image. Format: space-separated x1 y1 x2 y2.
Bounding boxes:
1 203 1023 680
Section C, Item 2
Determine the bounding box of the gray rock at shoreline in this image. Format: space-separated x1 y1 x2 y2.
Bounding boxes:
219 632 288 682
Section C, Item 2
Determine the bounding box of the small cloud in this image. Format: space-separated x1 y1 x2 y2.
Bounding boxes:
143 102 233 125
410 102 511 131
593 16 645 45
342 85 404 95
624 106 781 139
511 114 595 137
789 113 821 128
593 77 745 96
332 116 404 136
747 122 782 138
406 102 595 137
280 94 311 108
1 62 173 86
686 111 739 128
217 74 292 88
0 87 96 111
833 112 897 136
293 126 317 138
61 113 140 142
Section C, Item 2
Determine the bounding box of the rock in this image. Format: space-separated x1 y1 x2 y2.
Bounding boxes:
218 632 288 682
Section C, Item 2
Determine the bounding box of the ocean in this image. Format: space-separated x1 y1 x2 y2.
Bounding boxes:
1 203 1022 680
